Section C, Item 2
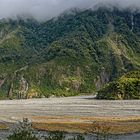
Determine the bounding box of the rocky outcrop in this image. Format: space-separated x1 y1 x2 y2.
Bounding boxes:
18 76 29 99
0 78 5 88
95 68 110 90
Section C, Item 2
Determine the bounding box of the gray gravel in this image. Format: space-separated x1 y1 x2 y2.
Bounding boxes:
0 96 140 123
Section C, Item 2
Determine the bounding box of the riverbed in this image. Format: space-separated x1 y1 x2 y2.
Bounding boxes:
0 96 140 138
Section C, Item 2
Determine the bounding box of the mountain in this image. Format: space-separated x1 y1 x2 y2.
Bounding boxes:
97 71 140 100
0 7 140 99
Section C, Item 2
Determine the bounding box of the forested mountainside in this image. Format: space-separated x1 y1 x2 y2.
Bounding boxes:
97 71 140 100
0 7 140 99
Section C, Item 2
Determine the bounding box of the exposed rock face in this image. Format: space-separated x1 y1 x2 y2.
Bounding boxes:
0 79 5 88
95 69 109 90
18 76 29 99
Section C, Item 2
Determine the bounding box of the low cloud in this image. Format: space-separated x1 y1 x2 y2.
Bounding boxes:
0 0 140 21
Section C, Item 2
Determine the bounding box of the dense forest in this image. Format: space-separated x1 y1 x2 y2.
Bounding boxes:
97 71 140 100
0 7 140 99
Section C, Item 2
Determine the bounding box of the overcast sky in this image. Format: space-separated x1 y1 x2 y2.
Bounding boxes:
0 0 140 21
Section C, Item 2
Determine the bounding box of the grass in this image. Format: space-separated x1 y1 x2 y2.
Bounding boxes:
0 123 9 130
31 116 140 134
0 116 140 135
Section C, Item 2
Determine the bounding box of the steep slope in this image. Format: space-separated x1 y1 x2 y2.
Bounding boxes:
0 8 140 99
97 71 140 100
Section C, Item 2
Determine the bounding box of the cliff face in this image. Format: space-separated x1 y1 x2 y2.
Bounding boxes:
0 8 140 99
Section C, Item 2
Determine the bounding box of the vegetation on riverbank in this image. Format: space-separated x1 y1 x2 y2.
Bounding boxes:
7 118 111 140
97 71 140 100
7 118 85 140
1 116 140 139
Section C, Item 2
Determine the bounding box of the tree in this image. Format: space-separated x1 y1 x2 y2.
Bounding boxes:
7 118 39 140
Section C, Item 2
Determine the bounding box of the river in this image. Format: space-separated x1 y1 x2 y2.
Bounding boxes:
0 130 140 140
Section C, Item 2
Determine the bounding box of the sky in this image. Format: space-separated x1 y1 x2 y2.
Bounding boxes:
0 0 140 21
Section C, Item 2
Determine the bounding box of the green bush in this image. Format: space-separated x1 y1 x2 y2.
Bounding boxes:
7 118 38 140
97 71 140 100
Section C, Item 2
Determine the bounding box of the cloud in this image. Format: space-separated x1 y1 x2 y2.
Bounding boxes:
0 0 140 21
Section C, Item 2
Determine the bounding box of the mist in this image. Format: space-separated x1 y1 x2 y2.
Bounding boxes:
0 0 140 21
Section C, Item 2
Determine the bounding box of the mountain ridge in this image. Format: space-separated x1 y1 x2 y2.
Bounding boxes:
0 7 140 99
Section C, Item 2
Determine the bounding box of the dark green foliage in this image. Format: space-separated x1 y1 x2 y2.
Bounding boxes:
97 71 140 100
7 118 38 140
0 7 140 99
8 131 38 140
68 135 85 140
47 131 65 140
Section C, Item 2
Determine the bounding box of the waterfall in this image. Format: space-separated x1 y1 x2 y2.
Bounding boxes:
131 14 134 32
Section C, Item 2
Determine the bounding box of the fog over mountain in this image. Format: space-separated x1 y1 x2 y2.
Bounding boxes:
0 0 140 21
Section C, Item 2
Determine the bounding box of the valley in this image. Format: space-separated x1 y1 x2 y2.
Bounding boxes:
0 96 140 135
0 8 140 99
0 5 140 140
